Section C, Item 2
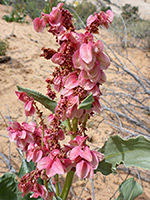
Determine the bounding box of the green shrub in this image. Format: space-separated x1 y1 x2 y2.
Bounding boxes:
73 0 97 29
0 39 8 56
121 4 140 21
2 0 28 23
110 15 150 50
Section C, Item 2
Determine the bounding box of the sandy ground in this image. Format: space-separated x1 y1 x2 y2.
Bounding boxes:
0 4 150 200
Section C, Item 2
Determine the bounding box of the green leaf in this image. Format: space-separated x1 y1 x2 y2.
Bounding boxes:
78 93 94 109
18 158 35 179
96 159 113 175
18 158 28 179
17 85 57 113
0 172 43 200
116 178 143 200
99 135 150 171
0 172 18 200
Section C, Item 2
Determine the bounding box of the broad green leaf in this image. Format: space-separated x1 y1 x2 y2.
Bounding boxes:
18 158 35 179
17 85 57 113
0 172 18 200
99 135 150 171
96 160 113 175
116 178 143 200
0 172 42 200
78 93 94 109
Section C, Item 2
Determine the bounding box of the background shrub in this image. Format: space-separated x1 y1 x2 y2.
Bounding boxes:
0 39 8 56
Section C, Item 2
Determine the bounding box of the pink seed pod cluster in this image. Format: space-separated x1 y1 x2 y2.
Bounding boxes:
8 3 113 199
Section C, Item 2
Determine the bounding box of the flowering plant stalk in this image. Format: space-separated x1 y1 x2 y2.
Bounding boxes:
8 3 114 200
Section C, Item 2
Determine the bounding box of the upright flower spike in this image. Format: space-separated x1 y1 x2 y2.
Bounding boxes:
9 3 114 200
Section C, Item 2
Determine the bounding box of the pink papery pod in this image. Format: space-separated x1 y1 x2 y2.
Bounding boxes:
8 122 21 141
16 138 26 150
66 32 81 49
15 91 29 102
87 63 102 83
69 146 81 161
69 135 87 147
64 71 79 90
37 157 52 170
22 122 36 133
53 76 62 92
106 10 114 23
76 160 91 179
22 130 34 143
79 78 95 91
68 95 79 107
57 30 68 42
19 182 32 197
97 52 110 70
92 97 101 114
33 17 46 32
19 130 26 139
51 149 60 156
61 88 74 97
90 150 104 169
66 96 80 119
66 104 77 120
79 146 93 162
79 43 96 71
72 50 82 70
30 183 48 199
47 114 55 123
74 106 84 119
33 149 43 163
51 53 64 65
62 158 73 172
99 71 106 84
79 70 89 80
49 5 62 26
26 144 43 163
26 143 34 162
57 2 64 9
41 12 51 26
8 130 18 141
49 157 65 176
94 40 104 53
79 42 93 64
88 84 102 97
37 156 65 177
8 121 35 150
24 100 35 117
9 121 21 129
87 14 97 26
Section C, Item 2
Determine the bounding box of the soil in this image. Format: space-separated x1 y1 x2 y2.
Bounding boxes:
0 4 150 200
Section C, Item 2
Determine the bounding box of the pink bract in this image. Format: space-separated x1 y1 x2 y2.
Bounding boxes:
33 17 46 32
24 100 35 116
